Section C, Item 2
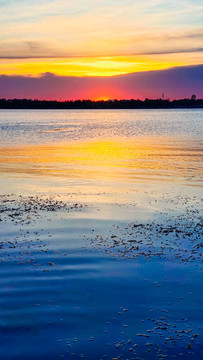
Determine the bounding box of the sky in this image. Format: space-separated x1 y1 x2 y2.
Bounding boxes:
0 0 203 99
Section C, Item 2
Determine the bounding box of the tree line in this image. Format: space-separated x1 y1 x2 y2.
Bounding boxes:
0 98 202 109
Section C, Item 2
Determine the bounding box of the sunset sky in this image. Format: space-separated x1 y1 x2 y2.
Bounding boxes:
0 0 203 99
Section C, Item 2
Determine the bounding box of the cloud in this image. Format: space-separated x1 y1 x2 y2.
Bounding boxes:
1 1 203 58
0 65 202 100
140 47 203 56
0 47 202 59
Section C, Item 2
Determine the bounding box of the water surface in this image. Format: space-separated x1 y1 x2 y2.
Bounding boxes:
0 109 202 360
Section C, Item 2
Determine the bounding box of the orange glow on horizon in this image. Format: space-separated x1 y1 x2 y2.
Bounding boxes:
94 97 111 101
91 92 119 102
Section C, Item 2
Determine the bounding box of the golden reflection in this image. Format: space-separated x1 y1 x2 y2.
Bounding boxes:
0 138 202 183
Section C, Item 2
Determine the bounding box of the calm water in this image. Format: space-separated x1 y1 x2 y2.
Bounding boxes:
0 109 202 360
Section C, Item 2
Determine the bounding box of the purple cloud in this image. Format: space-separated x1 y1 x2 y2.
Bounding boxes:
0 65 202 100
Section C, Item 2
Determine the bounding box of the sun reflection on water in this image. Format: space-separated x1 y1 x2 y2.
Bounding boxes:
0 137 202 184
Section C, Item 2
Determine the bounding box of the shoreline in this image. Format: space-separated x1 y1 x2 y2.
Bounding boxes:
1 98 203 110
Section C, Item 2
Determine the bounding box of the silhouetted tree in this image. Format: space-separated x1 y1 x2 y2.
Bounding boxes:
0 98 202 109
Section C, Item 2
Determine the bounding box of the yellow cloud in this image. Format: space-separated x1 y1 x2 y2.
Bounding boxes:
0 53 202 77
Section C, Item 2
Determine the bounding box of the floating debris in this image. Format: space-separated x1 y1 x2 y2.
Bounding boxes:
87 198 203 265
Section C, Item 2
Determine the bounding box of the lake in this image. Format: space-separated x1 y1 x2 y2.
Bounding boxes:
0 109 202 360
